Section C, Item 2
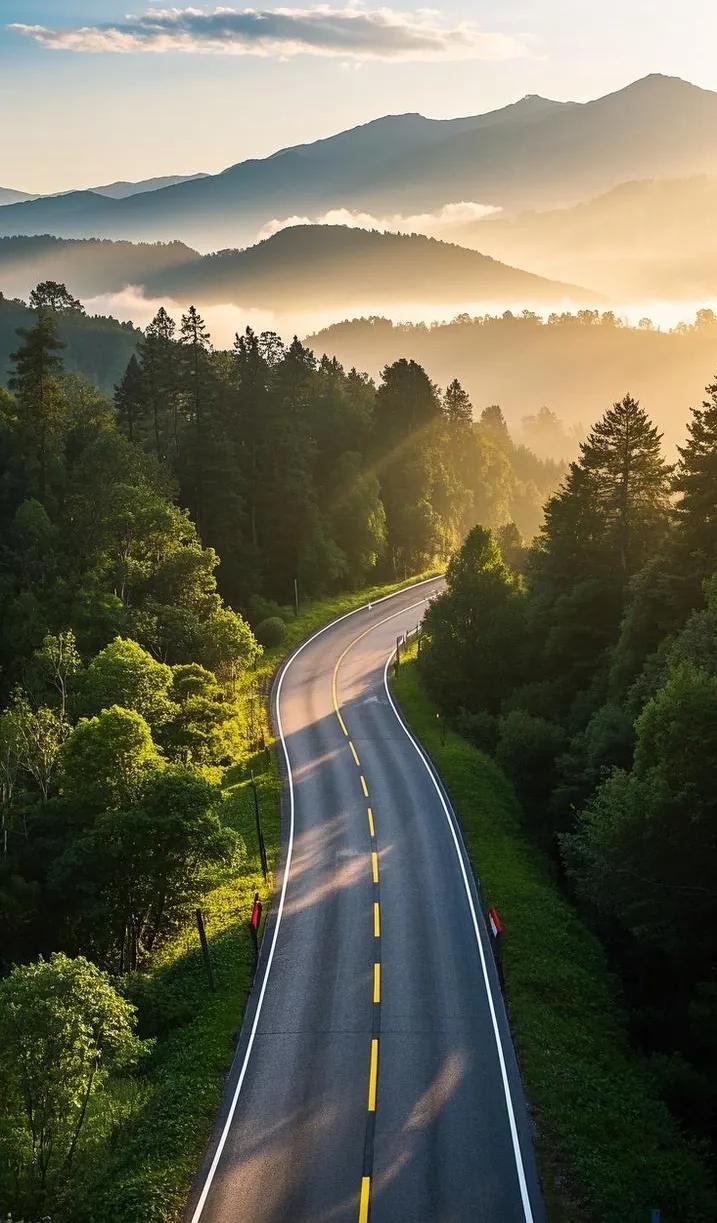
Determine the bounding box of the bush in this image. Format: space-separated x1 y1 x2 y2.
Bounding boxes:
496 709 566 840
247 596 289 626
254 616 287 649
453 708 498 754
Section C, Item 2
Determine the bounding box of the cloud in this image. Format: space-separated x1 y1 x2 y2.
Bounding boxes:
83 286 279 345
10 7 529 62
256 201 502 241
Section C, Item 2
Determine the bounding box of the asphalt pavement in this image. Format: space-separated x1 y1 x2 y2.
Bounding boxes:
185 578 546 1223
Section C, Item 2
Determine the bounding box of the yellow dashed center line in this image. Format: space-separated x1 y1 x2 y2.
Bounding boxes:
371 850 379 884
373 902 381 938
367 1039 379 1111
349 740 361 767
360 775 369 798
358 1176 371 1223
367 807 375 838
373 962 381 1004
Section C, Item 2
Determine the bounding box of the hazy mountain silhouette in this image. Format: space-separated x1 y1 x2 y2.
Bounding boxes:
0 235 198 300
87 173 207 199
450 175 717 299
0 187 37 206
0 174 205 210
145 225 597 309
0 75 715 249
0 229 595 314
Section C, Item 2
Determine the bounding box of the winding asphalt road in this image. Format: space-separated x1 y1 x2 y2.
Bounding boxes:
185 578 545 1223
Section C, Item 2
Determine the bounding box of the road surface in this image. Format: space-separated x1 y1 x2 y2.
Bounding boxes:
186 578 545 1223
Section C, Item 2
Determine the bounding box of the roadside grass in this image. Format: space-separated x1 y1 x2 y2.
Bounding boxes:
76 571 440 1223
392 646 717 1223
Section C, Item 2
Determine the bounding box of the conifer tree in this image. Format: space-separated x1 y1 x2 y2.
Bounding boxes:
674 379 717 588
580 394 671 579
443 378 473 431
9 308 67 501
139 307 177 460
179 306 213 535
113 354 144 444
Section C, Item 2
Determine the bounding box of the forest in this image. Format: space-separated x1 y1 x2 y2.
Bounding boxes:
0 282 556 1221
310 307 717 453
420 387 717 1176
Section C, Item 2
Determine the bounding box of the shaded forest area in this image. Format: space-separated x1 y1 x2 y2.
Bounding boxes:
0 289 140 393
420 387 717 1188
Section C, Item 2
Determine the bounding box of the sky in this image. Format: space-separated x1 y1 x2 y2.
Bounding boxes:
2 2 717 193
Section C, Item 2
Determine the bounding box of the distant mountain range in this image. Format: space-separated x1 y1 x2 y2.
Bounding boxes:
0 235 198 300
0 187 35 206
0 228 597 316
0 75 716 251
450 176 717 299
0 172 205 209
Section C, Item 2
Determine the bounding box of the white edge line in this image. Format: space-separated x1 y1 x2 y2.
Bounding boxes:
188 574 442 1222
382 645 536 1223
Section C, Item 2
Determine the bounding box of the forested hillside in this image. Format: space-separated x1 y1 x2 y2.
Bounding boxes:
0 284 559 1221
419 386 717 1182
310 309 717 452
0 288 140 392
110 299 560 608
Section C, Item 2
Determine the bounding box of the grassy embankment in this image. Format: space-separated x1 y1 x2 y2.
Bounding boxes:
392 645 717 1223
82 572 439 1222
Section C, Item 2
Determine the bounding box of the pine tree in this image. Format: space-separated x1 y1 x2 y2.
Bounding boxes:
179 306 213 535
674 380 717 587
443 379 473 431
139 307 178 461
28 282 84 314
373 360 444 574
580 394 671 580
9 308 67 500
114 354 144 444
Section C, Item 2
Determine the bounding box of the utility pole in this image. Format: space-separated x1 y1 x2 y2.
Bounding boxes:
293 576 300 618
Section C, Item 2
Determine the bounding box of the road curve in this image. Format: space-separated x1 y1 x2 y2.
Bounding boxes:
185 578 546 1223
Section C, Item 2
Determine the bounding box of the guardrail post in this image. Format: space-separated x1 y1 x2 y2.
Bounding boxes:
249 891 262 970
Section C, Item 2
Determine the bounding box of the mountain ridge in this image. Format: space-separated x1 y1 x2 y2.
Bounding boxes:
0 227 599 315
0 74 714 249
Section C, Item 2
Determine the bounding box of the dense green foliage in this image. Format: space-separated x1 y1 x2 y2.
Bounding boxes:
420 381 717 1197
113 308 561 602
0 289 140 393
393 652 717 1222
0 295 264 1220
0 286 465 1221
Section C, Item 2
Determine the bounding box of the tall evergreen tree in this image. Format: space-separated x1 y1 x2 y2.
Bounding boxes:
114 354 144 445
673 379 717 592
139 307 177 461
178 307 213 536
443 379 473 431
9 309 67 501
373 359 444 574
580 394 671 580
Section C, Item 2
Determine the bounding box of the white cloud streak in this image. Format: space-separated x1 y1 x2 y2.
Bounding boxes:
256 201 502 241
10 6 529 62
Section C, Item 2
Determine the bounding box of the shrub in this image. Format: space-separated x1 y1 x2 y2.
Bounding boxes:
254 616 287 649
